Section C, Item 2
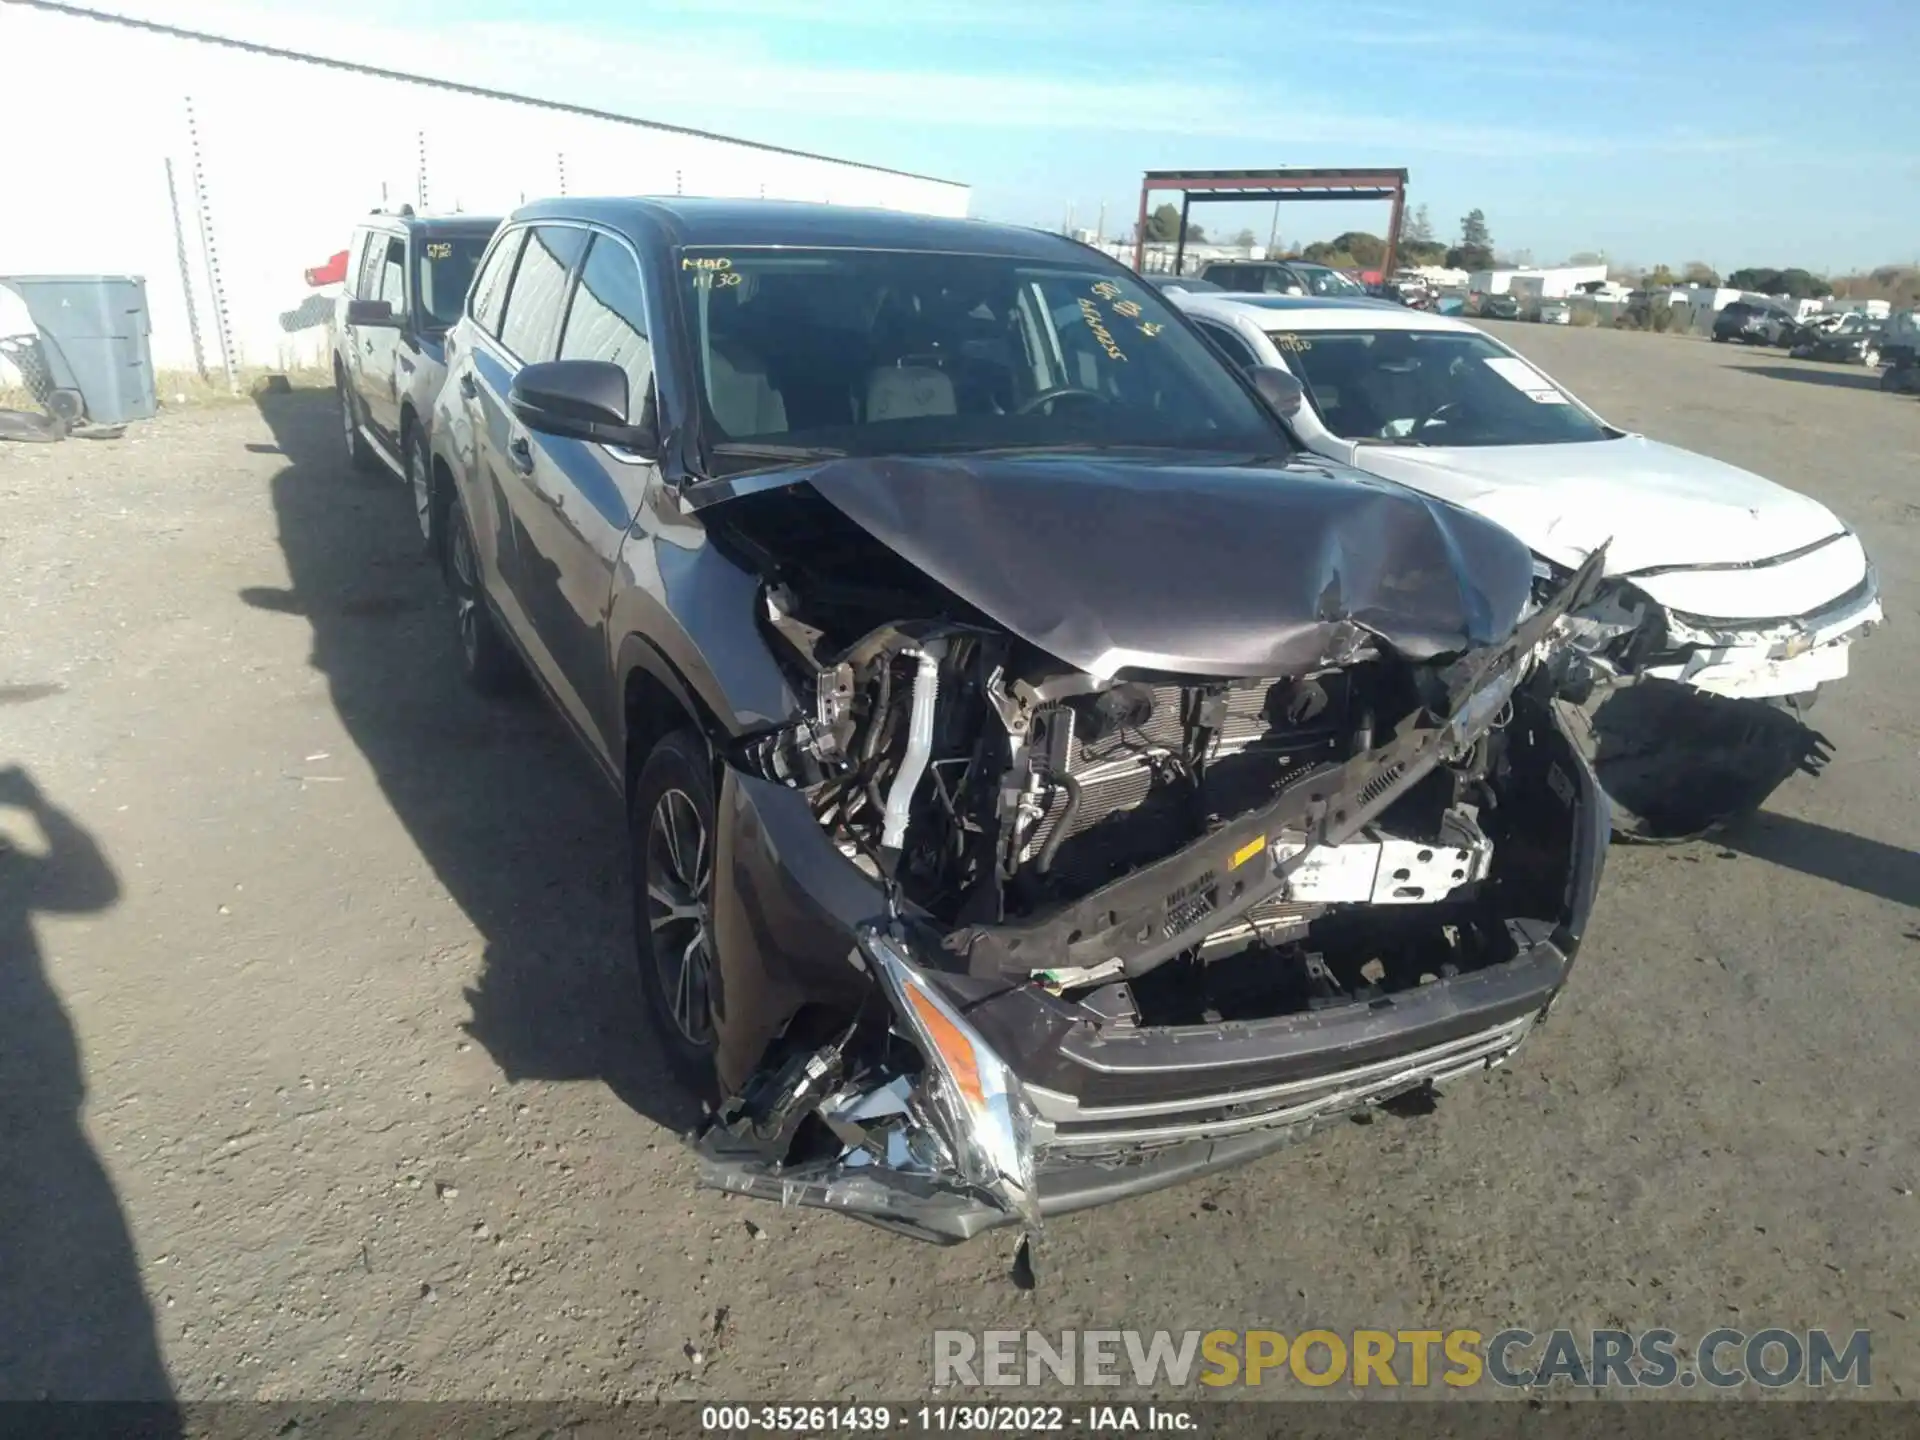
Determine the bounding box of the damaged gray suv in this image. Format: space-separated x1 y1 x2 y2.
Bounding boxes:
428 198 1611 1243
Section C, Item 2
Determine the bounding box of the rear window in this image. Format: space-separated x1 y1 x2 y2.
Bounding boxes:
497 226 588 362
1201 264 1261 291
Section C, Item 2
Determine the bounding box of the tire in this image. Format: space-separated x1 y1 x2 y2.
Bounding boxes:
444 492 520 695
404 423 435 556
630 729 722 1096
336 367 378 473
1861 347 1880 370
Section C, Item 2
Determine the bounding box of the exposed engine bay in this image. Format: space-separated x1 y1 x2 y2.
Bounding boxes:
746 605 1513 998
694 463 1610 1244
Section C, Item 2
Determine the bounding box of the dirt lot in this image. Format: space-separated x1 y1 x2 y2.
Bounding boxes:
3 326 1917 1403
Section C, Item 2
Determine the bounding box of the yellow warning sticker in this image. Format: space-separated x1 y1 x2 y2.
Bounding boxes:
1231 835 1267 871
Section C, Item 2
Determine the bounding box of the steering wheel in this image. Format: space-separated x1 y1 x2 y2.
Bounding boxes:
1413 400 1464 434
1016 385 1112 416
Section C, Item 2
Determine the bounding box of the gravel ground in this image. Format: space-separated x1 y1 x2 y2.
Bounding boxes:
2 328 1917 1403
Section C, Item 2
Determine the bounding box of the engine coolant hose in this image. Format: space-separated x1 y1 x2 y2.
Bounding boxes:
881 649 941 853
1034 773 1082 876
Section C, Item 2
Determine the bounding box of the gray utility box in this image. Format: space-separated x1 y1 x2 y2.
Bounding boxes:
1 275 158 424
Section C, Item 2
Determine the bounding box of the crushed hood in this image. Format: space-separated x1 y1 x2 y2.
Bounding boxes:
700 451 1535 678
1343 435 1849 578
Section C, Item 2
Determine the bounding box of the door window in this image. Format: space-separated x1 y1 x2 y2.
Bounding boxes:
498 226 588 363
469 228 525 339
344 231 371 299
375 237 407 314
558 234 654 416
353 232 386 302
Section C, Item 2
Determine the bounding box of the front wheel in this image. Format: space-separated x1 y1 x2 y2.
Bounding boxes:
1558 682 1831 843
631 730 722 1096
444 494 520 695
405 427 435 555
337 369 378 473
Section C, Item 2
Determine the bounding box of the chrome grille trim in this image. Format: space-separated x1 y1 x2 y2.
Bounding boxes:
1028 1014 1535 1151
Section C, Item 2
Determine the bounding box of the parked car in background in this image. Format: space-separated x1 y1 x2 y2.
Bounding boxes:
332 208 500 555
428 197 1611 1242
1144 274 1225 295
1199 258 1371 299
1528 299 1571 325
1171 293 1883 839
1711 300 1789 346
1789 312 1886 368
1476 292 1522 321
1382 272 1436 308
1777 312 1843 349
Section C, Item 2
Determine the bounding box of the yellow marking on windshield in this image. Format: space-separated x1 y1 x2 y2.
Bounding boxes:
1077 297 1128 361
425 242 453 260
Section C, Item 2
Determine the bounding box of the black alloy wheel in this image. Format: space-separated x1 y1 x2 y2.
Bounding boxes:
631 730 722 1092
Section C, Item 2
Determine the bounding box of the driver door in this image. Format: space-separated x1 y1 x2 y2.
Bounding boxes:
358 235 408 445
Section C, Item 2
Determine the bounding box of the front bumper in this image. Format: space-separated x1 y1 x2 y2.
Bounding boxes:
697 692 1609 1242
1648 575 1883 701
702 999 1550 1245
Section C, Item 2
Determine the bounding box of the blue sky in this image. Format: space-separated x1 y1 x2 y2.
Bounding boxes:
161 0 1920 272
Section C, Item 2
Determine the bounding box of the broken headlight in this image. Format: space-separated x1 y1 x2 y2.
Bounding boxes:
859 926 1040 1228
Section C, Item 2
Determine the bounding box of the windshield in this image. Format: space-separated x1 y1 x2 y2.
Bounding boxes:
415 235 492 331
675 247 1284 473
1270 327 1614 447
1293 265 1366 297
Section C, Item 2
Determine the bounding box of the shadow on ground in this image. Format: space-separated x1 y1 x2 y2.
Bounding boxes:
242 389 699 1134
1733 363 1886 392
0 766 177 1413
1720 809 1920 910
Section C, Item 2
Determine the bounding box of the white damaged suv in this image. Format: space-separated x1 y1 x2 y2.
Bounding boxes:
1173 293 1883 839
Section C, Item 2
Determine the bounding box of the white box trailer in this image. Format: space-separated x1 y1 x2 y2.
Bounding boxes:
0 4 970 375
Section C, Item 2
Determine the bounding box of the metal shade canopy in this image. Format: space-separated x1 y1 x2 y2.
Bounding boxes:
1133 167 1411 278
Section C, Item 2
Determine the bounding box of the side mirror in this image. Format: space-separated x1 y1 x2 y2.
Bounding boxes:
509 359 658 452
346 298 399 327
1247 364 1305 419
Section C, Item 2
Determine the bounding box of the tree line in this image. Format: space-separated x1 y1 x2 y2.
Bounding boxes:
1137 203 1494 271
1134 203 1917 304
